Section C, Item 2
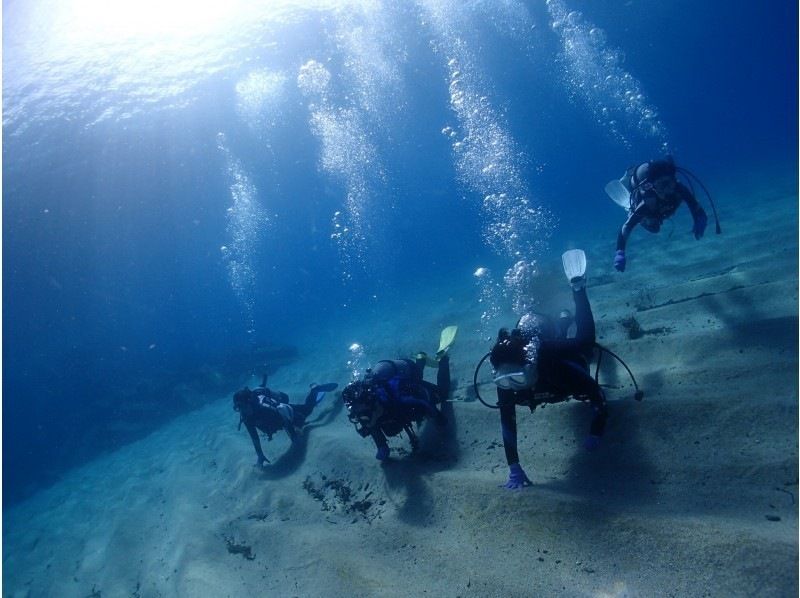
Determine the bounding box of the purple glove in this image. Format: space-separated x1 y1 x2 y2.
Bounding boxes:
614 250 626 272
502 463 533 490
375 445 390 461
693 211 708 240
583 435 601 452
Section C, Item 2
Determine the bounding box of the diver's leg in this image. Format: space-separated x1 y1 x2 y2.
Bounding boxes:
292 384 327 423
559 360 608 437
291 406 310 425
412 356 426 381
436 354 451 399
572 288 596 346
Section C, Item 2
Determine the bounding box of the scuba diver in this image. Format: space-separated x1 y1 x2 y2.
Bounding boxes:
341 326 457 461
605 156 721 272
233 376 338 467
479 250 641 489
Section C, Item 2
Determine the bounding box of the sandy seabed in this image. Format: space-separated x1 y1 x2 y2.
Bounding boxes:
4 180 798 597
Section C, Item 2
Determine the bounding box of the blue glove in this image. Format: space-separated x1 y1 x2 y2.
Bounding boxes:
693 211 708 240
502 463 532 490
375 445 390 461
583 435 601 452
614 250 626 272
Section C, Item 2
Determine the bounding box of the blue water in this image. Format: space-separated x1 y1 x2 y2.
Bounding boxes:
3 0 797 506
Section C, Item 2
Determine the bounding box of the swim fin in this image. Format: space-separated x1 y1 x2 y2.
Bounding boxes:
562 249 587 290
604 179 631 210
437 325 458 358
413 326 458 368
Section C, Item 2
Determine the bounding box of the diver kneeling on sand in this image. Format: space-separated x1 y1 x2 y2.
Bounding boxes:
233 375 338 467
474 250 642 489
341 326 457 461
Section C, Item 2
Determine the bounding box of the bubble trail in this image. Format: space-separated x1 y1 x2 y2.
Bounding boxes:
298 58 384 282
217 132 269 334
546 0 669 150
235 68 288 136
417 0 555 314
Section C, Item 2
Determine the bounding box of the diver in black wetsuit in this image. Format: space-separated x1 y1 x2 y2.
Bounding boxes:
489 251 607 489
233 380 337 466
342 353 450 461
613 156 709 272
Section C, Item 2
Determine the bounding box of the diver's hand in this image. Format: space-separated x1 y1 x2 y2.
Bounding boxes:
614 250 626 272
501 463 532 490
693 211 708 240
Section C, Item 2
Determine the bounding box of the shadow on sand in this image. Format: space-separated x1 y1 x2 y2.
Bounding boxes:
380 397 462 526
259 395 345 481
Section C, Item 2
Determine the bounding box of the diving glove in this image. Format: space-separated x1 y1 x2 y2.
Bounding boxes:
502 463 532 490
613 250 626 272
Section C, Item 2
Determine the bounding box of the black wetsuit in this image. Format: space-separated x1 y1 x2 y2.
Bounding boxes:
363 355 450 454
497 288 607 466
240 387 319 463
616 182 706 252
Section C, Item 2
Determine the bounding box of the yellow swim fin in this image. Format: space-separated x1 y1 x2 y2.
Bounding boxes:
413 326 458 369
436 325 458 358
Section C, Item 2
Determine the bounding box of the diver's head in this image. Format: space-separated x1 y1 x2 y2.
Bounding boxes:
517 313 555 340
635 158 677 198
489 328 538 391
490 328 526 366
342 381 380 427
233 388 255 415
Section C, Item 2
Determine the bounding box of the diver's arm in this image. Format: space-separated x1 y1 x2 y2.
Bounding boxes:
680 184 707 224
678 184 708 239
370 428 388 448
498 389 520 466
245 422 269 464
370 428 390 460
616 206 646 252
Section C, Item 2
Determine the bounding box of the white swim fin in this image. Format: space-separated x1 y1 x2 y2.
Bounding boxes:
561 249 587 290
604 179 631 210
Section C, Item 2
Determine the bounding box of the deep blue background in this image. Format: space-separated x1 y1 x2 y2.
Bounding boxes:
4 0 797 505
